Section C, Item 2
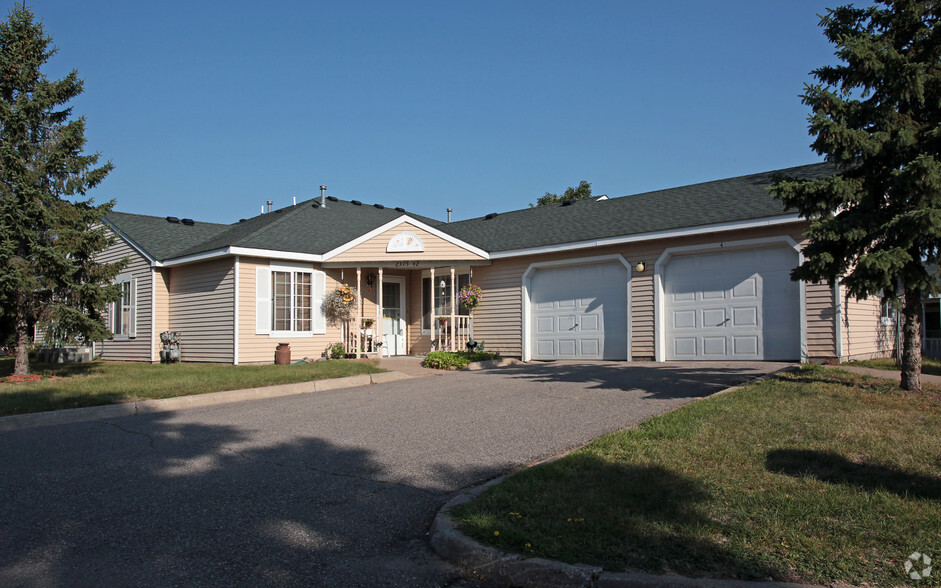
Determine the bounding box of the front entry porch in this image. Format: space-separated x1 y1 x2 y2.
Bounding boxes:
331 264 480 359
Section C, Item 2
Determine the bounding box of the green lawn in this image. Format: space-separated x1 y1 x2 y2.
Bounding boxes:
453 365 941 586
849 356 941 376
0 358 385 416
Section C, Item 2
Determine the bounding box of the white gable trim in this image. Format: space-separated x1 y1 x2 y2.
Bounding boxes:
101 219 158 266
322 215 490 260
160 247 324 267
489 214 803 260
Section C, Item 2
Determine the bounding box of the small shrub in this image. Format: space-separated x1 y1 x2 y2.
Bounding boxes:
422 350 500 370
327 342 346 359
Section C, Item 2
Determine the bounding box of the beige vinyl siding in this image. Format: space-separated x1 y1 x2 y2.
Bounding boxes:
841 288 895 360
98 234 154 362
471 224 833 361
153 268 171 360
805 282 836 360
168 258 235 363
238 258 343 363
469 261 525 357
329 222 485 263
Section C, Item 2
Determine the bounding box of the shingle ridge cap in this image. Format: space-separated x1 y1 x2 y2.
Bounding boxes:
607 162 831 202
105 210 232 228
224 199 320 247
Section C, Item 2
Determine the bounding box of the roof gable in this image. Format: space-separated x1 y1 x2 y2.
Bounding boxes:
324 217 488 262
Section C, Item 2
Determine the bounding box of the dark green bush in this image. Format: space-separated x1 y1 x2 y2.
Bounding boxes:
422 350 500 370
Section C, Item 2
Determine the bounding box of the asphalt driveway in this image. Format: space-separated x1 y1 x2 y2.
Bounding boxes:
0 361 789 587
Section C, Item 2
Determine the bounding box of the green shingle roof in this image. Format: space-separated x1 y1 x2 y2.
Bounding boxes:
104 212 230 260
105 199 443 261
104 163 834 261
442 163 836 252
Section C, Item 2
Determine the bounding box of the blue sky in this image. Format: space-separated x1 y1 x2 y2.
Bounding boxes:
31 0 845 223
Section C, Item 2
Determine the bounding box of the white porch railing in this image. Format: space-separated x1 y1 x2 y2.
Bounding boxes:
435 315 471 352
341 318 380 357
924 338 941 360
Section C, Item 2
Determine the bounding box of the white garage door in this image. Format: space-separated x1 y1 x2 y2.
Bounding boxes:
664 245 800 360
530 262 628 360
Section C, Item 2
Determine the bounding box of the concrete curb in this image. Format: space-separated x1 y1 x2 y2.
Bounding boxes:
430 365 821 588
0 371 412 432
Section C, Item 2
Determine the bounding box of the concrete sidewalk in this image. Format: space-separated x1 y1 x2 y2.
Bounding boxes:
824 363 941 386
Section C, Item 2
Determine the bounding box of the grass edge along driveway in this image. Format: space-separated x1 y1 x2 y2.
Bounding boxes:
453 365 941 587
0 359 385 417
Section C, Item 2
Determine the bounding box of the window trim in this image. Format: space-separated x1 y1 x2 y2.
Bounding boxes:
270 263 314 337
881 297 898 325
257 262 326 338
111 273 136 340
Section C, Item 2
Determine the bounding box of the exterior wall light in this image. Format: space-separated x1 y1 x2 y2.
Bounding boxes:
635 261 646 273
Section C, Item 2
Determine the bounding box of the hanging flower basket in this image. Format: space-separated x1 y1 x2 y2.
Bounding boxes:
323 283 359 322
458 283 483 313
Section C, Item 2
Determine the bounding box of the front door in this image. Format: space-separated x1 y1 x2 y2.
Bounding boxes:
382 280 406 355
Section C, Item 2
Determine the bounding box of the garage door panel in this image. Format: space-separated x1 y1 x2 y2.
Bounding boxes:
536 340 556 357
558 315 576 331
702 289 726 300
558 339 577 356
702 337 727 356
673 309 697 329
530 261 628 360
732 278 757 298
580 339 601 355
673 290 696 302
664 245 799 361
732 307 758 326
702 308 727 327
733 336 759 355
580 315 600 332
674 337 697 356
535 317 555 333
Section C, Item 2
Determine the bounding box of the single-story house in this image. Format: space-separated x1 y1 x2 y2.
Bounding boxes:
96 163 896 364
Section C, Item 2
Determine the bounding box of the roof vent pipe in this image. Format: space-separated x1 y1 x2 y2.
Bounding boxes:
320 185 327 208
266 200 273 213
447 208 452 223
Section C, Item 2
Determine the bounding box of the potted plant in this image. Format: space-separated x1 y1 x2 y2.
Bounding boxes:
459 283 483 348
324 283 358 322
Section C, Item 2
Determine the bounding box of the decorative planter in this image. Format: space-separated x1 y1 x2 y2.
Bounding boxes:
275 343 291 365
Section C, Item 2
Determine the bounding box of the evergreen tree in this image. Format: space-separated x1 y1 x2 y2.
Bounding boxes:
0 3 123 375
532 180 593 207
772 0 941 392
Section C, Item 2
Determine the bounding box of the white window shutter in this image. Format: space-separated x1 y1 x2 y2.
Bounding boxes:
313 270 327 334
128 278 137 338
256 267 271 334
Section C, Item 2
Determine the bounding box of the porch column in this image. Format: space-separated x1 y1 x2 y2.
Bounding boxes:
377 267 384 358
356 267 362 359
450 266 456 351
469 267 474 344
430 267 435 348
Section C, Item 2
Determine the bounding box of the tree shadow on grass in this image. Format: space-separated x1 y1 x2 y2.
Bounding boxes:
461 453 786 582
766 448 941 500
